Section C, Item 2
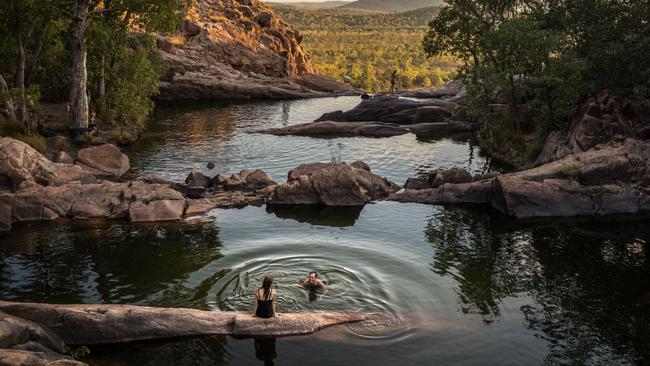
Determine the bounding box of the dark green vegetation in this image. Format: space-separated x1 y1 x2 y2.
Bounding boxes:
273 5 456 92
0 0 183 145
266 1 354 10
339 0 443 13
423 0 650 166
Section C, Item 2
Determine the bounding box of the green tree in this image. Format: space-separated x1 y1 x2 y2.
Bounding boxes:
56 0 183 136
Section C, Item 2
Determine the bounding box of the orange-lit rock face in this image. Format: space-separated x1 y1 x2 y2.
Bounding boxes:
150 0 362 100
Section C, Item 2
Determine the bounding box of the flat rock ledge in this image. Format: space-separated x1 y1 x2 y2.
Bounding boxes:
0 301 362 366
257 120 476 138
389 139 650 218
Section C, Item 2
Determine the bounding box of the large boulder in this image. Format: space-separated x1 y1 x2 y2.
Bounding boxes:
428 168 473 188
0 138 91 191
0 194 13 231
535 91 650 165
413 106 452 123
185 170 212 188
125 181 186 222
270 163 397 206
390 180 493 205
0 301 363 344
258 121 408 138
75 144 130 178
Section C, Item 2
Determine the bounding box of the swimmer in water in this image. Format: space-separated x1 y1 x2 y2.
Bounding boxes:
302 271 326 289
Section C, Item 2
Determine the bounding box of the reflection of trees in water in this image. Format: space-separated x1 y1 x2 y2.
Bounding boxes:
0 221 223 307
425 208 650 363
90 335 231 366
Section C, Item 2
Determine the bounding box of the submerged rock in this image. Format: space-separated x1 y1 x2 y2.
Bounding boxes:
0 301 363 344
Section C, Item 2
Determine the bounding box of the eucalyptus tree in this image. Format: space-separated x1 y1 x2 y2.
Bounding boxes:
55 0 183 135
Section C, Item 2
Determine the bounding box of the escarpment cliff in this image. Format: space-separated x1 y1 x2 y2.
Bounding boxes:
154 0 357 100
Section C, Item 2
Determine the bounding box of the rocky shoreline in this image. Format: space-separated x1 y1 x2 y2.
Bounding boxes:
0 301 362 365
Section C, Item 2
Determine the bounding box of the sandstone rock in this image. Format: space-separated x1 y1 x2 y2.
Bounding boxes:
211 173 228 187
245 169 276 190
0 193 13 231
0 137 91 191
389 180 493 205
155 1 356 100
404 178 429 190
68 183 128 220
350 161 371 172
181 19 201 36
257 11 273 28
536 91 650 164
75 144 130 178
0 313 64 354
0 301 363 344
0 349 87 366
407 122 477 136
125 181 186 222
9 341 68 362
185 170 212 188
491 176 595 218
413 106 452 123
53 152 73 165
378 109 417 124
259 121 408 138
271 163 397 206
428 168 473 188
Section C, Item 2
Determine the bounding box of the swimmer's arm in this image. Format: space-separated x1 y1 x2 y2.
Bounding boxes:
271 289 278 317
302 279 309 287
318 279 326 288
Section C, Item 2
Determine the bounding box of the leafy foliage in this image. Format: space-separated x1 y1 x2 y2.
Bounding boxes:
423 0 650 165
274 6 457 92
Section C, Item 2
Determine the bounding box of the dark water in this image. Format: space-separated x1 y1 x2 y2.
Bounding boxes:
1 98 649 365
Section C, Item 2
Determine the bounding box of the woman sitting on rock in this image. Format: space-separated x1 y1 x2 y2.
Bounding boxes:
253 275 278 318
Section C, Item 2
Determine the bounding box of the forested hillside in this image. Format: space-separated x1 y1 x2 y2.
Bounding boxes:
340 0 443 13
273 6 456 92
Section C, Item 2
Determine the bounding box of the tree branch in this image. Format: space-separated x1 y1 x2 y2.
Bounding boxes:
50 5 73 18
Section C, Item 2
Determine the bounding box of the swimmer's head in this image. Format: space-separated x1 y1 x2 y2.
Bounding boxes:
309 271 318 279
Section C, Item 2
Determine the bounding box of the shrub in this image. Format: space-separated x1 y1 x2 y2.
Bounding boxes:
561 164 580 180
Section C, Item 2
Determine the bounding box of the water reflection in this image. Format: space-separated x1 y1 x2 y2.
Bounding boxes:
254 336 278 366
425 207 650 364
266 205 364 227
0 221 223 305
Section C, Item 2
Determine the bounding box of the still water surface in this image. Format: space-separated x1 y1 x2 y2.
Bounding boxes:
1 97 649 365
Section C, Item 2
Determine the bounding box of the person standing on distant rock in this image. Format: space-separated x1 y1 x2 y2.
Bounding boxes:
303 271 326 289
390 70 398 93
253 275 278 318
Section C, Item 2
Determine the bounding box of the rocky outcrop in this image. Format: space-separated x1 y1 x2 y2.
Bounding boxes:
0 301 363 344
535 91 650 165
269 162 398 206
390 139 650 218
315 95 463 124
258 120 476 138
154 0 357 100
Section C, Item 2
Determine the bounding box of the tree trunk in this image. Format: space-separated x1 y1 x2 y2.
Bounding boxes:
508 75 519 131
0 75 16 121
70 0 90 136
16 35 28 133
96 54 105 101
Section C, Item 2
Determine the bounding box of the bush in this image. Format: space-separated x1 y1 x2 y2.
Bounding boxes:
561 164 580 180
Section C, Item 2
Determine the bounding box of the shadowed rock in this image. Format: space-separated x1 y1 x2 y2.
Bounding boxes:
0 349 86 365
0 302 363 345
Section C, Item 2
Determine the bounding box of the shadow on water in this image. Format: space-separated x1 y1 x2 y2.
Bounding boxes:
426 206 650 364
266 205 364 227
0 220 223 306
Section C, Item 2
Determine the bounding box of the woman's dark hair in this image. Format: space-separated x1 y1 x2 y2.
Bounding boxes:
261 275 273 300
